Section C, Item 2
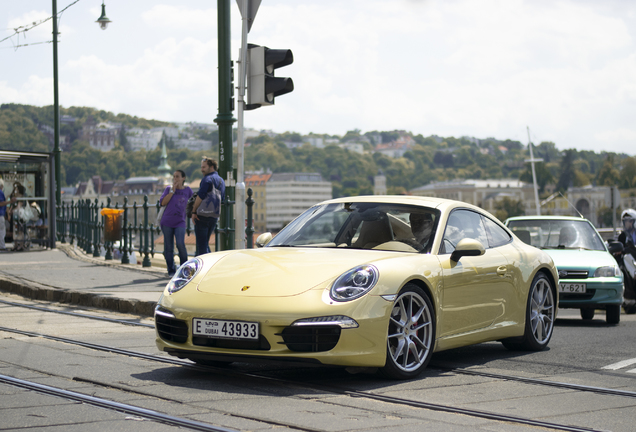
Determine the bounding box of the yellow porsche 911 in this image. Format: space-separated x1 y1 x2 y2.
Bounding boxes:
155 196 558 379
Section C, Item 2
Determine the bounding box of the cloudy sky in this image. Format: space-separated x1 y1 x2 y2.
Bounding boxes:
2 0 636 154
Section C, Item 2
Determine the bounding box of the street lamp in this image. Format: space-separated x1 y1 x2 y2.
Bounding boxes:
51 0 111 246
96 1 112 30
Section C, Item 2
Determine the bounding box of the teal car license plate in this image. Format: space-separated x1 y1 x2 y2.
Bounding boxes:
559 283 586 293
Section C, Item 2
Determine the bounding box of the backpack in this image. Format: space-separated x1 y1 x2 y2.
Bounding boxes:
186 192 197 219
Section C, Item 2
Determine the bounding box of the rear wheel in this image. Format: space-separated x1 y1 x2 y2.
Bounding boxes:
379 284 435 380
502 273 555 351
580 308 595 320
606 305 621 325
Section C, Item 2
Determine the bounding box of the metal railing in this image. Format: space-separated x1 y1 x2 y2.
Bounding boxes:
56 188 256 267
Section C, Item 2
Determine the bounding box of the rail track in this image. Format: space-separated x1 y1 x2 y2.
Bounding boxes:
1 297 633 432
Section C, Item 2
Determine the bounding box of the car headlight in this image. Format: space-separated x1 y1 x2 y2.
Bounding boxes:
330 265 378 302
167 258 202 294
594 265 621 278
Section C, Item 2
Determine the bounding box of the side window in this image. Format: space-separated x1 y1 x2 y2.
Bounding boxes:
441 209 488 254
482 216 512 248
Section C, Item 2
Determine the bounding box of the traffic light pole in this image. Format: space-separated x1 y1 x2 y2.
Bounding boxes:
215 0 235 251
234 0 250 250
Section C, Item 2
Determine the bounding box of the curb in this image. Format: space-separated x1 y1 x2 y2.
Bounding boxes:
0 244 163 317
56 244 167 275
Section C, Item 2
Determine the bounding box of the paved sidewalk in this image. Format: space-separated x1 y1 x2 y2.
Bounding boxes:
0 244 172 317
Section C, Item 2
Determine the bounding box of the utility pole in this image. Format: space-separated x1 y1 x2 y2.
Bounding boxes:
215 0 236 251
52 0 61 206
526 127 542 216
235 0 261 249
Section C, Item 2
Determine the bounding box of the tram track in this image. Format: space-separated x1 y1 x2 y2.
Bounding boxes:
0 324 620 432
0 373 241 432
4 298 636 431
2 298 635 398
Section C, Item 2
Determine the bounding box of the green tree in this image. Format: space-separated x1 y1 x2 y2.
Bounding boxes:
620 156 636 189
556 149 577 192
596 155 621 186
493 197 525 221
519 162 555 193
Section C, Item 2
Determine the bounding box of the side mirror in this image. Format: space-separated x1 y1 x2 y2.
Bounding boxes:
451 238 486 262
255 232 273 248
608 241 624 255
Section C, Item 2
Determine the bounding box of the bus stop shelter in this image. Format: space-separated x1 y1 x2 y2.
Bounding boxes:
0 150 56 249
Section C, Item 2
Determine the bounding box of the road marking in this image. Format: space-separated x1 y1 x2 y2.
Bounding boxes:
628 369 636 374
602 358 636 370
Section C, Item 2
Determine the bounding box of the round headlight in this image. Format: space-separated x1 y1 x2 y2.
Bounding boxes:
330 265 379 302
167 258 202 294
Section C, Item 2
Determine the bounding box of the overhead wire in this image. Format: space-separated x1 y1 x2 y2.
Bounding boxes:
0 0 82 49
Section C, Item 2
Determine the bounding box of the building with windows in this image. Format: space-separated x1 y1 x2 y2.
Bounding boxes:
265 173 333 231
81 116 120 151
245 173 272 234
411 179 535 214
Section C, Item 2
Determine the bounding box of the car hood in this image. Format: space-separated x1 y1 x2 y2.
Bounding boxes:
543 249 615 270
195 247 403 297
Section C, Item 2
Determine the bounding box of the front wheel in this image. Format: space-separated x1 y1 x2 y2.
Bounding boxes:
502 273 555 351
581 308 595 320
379 284 435 380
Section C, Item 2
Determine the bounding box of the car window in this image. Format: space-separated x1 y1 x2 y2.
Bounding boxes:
267 202 441 253
506 219 605 251
441 209 488 254
482 216 511 248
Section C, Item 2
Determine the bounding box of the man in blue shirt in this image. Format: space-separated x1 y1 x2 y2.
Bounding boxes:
192 157 225 256
0 179 17 251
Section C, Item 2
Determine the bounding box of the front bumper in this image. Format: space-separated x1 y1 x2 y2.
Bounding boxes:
558 279 624 309
154 288 392 368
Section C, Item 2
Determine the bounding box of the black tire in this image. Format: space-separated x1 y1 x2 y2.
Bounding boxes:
606 305 621 325
502 273 555 351
580 308 595 320
379 283 435 380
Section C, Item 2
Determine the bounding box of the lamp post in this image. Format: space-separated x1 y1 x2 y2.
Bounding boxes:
51 1 110 228
52 0 61 206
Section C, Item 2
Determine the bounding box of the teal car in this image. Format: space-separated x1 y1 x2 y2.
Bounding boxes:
505 216 623 324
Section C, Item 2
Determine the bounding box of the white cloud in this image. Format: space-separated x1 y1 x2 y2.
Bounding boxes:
2 0 636 154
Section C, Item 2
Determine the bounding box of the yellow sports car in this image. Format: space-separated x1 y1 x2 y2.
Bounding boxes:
155 196 558 379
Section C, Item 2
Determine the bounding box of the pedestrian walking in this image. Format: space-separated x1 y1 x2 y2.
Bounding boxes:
159 170 193 276
192 157 225 256
0 179 17 251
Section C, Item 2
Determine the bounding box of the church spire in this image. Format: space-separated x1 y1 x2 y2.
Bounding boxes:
157 133 172 178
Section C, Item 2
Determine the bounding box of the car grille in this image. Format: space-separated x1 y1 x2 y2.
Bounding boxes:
278 325 341 352
192 335 271 350
559 270 589 280
156 315 188 343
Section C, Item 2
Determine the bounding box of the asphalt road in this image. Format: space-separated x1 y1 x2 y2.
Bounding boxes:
1 294 636 432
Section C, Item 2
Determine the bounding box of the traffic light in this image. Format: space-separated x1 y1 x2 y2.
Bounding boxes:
246 43 294 110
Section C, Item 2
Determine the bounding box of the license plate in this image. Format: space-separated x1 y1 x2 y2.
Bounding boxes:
192 318 259 340
559 283 586 293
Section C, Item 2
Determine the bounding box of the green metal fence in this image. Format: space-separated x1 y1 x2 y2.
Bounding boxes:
56 188 256 267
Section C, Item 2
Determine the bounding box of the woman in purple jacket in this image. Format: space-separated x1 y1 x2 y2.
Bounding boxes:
159 170 193 276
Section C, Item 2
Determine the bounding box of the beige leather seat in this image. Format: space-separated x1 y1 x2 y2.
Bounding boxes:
353 217 393 249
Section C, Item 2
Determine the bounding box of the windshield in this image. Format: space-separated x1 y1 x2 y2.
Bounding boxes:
507 219 605 251
267 202 441 253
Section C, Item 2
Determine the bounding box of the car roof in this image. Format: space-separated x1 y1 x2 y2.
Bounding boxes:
317 195 486 214
506 215 590 223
